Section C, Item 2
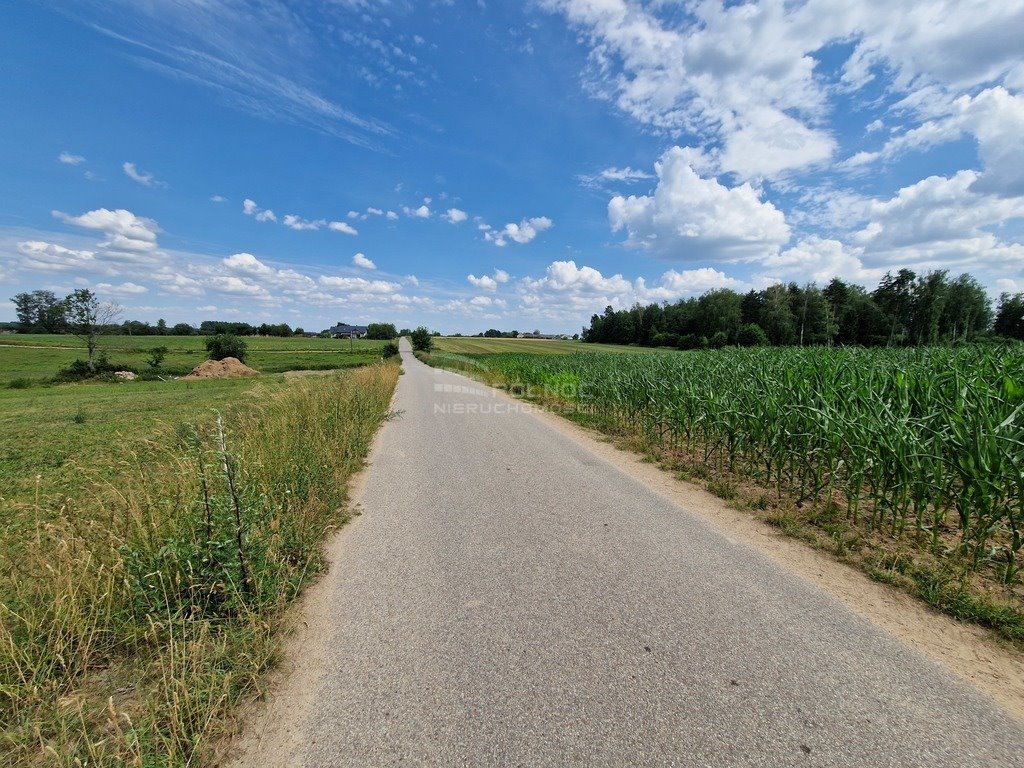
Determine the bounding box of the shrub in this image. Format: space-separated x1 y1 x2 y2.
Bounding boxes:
409 327 433 352
205 334 248 362
381 342 400 358
147 345 169 368
737 323 769 347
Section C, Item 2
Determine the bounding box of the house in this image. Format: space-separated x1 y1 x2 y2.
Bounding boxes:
327 323 369 338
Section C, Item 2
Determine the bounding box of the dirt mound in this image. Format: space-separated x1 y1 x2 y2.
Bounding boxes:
184 357 259 380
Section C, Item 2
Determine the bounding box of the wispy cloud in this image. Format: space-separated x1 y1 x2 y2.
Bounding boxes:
58 151 86 165
123 161 165 188
68 1 394 149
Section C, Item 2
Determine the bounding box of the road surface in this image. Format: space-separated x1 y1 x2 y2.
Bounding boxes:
251 339 1024 766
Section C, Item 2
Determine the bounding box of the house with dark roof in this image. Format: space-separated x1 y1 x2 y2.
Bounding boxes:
327 323 369 338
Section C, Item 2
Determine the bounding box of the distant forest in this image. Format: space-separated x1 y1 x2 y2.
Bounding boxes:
584 270 1024 348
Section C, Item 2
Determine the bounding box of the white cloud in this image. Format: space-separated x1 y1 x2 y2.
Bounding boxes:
210 195 227 203
756 237 880 285
283 214 325 231
494 268 510 284
222 252 273 276
367 207 384 216
467 274 498 291
482 216 553 247
404 204 431 218
352 252 376 269
53 208 161 253
442 207 468 224
95 281 148 295
608 146 789 260
405 274 419 285
123 161 164 187
58 152 85 165
15 241 96 272
385 210 399 220
318 275 401 293
243 198 277 222
328 220 359 235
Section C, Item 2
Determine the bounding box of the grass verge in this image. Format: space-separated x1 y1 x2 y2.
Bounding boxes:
0 362 400 765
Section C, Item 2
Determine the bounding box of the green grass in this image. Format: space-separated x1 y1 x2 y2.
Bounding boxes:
0 334 387 385
0 377 266 512
0 363 401 766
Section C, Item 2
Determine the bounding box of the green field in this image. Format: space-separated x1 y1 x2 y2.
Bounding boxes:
0 334 401 764
434 336 657 355
0 334 388 385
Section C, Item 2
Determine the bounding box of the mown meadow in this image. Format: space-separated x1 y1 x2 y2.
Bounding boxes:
0 335 387 386
0 338 401 766
424 342 1024 643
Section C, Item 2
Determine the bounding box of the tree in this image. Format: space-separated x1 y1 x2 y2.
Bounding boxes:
11 290 66 333
64 289 121 372
172 322 195 336
156 318 168 334
409 326 433 352
994 293 1024 340
483 328 502 338
205 334 248 362
366 322 398 340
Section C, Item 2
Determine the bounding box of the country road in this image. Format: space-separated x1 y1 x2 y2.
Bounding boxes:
237 338 1024 767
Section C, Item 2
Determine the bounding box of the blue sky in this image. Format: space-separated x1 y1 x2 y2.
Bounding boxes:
2 0 1023 334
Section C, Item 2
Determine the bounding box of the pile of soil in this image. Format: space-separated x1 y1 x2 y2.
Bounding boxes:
183 357 259 380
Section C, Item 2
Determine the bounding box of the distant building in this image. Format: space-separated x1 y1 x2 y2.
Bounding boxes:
327 323 369 338
517 331 568 340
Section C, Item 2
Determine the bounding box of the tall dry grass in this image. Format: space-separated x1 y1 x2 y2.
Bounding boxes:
0 362 400 766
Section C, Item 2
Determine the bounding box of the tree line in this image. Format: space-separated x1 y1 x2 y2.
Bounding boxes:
584 270 1024 348
9 290 399 339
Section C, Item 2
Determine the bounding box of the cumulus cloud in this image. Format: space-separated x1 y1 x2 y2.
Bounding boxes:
352 252 376 269
58 151 85 165
442 207 468 224
385 210 399 220
608 147 789 260
283 214 325 231
53 208 160 253
467 273 498 291
482 216 553 247
328 220 359 235
123 162 164 187
243 198 277 222
404 204 431 218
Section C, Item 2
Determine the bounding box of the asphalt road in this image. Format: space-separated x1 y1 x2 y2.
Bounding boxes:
290 339 1024 766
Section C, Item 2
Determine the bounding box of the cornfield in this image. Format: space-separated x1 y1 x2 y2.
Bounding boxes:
456 345 1024 582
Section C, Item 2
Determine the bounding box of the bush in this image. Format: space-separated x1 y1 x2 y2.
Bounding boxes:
381 342 400 358
737 323 769 347
57 353 125 381
366 323 398 340
205 334 247 362
147 345 169 368
409 327 433 352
